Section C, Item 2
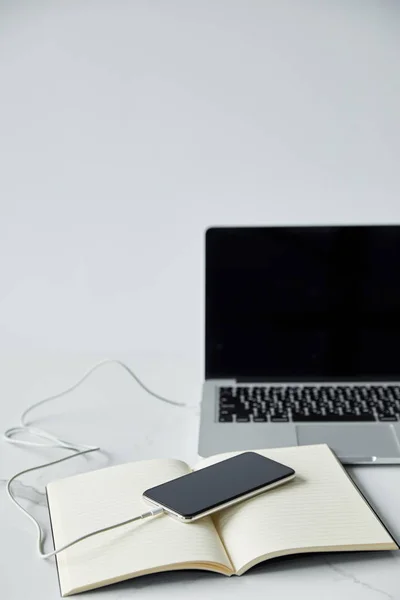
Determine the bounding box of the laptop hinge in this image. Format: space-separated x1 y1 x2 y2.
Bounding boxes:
236 376 287 383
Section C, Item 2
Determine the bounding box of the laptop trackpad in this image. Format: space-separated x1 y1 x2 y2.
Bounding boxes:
296 424 400 461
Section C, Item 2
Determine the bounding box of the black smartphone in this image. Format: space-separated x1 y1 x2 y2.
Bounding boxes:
143 452 295 522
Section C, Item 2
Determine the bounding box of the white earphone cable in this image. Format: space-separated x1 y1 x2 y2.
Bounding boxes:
2 359 188 558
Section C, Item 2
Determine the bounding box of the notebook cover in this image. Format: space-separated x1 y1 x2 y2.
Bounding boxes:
46 488 62 597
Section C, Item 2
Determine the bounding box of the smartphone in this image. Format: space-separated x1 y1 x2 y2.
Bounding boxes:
143 452 295 522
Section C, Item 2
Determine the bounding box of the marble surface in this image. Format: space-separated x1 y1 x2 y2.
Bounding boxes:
1 354 400 600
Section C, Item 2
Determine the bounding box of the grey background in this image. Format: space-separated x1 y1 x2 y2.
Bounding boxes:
1 0 400 367
1 2 400 599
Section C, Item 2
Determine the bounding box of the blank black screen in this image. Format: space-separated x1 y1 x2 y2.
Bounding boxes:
206 226 400 381
143 452 294 518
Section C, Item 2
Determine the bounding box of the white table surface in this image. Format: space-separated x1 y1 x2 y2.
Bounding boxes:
2 1 400 598
1 354 400 600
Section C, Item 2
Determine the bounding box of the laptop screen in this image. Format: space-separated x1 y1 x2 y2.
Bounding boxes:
206 226 400 381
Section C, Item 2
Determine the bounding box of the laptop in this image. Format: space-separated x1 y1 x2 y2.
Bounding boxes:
199 225 400 464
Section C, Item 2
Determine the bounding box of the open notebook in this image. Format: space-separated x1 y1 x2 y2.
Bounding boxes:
46 444 398 596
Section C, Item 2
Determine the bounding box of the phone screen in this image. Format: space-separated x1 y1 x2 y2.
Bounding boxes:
143 452 295 519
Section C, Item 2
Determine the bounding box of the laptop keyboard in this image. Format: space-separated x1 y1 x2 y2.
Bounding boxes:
218 385 400 423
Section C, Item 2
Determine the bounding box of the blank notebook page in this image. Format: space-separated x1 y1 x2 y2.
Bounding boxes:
47 458 231 595
198 444 397 573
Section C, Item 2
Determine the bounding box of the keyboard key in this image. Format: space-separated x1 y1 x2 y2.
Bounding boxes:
292 413 332 422
293 412 375 421
219 414 233 422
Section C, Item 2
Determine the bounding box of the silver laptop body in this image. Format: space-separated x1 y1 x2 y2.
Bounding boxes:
199 226 400 464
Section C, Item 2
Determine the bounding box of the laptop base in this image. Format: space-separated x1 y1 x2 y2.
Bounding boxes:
199 382 400 464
